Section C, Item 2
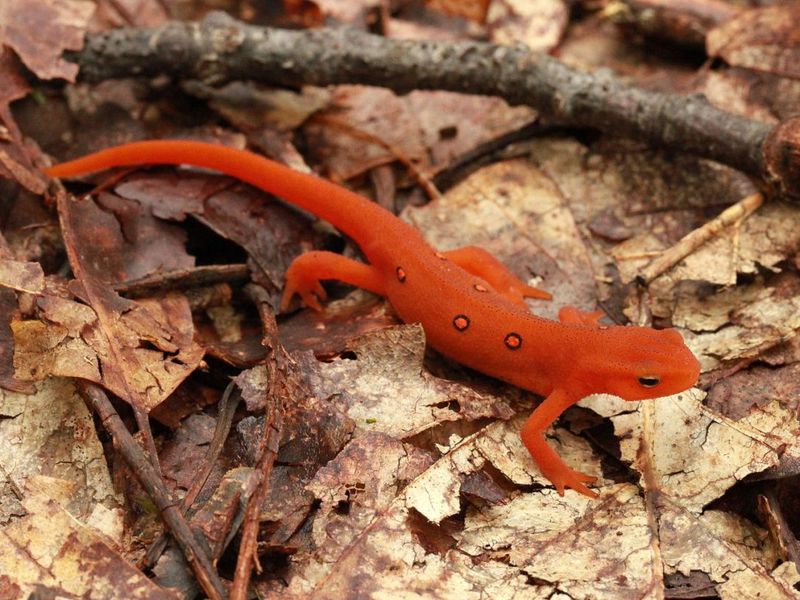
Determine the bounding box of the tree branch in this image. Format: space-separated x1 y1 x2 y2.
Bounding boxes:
65 11 800 200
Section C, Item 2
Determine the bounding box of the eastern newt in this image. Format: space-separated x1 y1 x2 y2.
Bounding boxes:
44 140 701 498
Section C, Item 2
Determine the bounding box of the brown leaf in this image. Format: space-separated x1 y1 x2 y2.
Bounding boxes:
0 0 94 82
405 91 535 169
426 0 492 24
22 190 207 412
604 389 780 512
460 486 655 597
405 158 594 320
0 259 44 294
707 5 800 79
661 507 794 596
0 46 30 111
304 86 428 181
0 379 118 521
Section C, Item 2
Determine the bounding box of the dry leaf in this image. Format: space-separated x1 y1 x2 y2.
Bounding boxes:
0 0 94 82
405 158 595 320
488 0 568 52
296 324 514 437
660 506 799 599
304 86 428 180
13 290 204 412
0 476 168 599
0 378 120 525
707 5 800 79
0 259 44 294
601 390 779 512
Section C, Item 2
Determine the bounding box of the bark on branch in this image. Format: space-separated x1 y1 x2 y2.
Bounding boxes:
66 11 800 200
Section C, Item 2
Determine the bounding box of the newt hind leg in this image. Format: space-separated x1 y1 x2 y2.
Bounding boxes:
442 246 551 310
281 251 385 311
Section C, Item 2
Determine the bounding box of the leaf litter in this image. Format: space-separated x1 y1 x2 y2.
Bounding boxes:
0 0 800 598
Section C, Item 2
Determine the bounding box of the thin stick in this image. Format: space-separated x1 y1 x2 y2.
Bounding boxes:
229 285 287 600
637 192 764 284
78 381 227 600
63 12 800 199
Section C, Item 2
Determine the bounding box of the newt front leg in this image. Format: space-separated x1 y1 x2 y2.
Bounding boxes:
520 388 598 498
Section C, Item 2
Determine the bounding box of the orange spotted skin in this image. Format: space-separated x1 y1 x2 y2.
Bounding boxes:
45 140 701 498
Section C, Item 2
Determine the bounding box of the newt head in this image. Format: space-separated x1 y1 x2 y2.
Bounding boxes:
575 326 700 401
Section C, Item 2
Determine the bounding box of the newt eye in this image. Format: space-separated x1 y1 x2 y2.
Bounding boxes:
637 375 660 388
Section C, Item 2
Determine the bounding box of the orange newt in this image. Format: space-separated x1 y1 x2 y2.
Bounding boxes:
45 140 701 498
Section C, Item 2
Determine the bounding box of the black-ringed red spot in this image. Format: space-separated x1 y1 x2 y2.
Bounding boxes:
396 266 406 282
473 283 488 293
504 332 522 350
452 314 470 331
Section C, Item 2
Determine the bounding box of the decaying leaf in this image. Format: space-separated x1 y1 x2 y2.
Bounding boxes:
594 390 779 512
0 476 167 599
707 4 800 79
488 0 568 52
661 506 798 599
686 283 800 372
13 286 204 411
0 378 120 526
405 414 601 523
0 259 44 294
15 190 207 412
405 158 595 320
304 85 428 181
0 0 94 82
295 324 514 437
612 201 800 289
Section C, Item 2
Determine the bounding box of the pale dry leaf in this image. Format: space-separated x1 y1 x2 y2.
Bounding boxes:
0 476 169 600
475 413 602 486
672 282 762 331
405 413 601 523
297 324 513 438
0 259 44 294
0 378 120 524
611 201 800 319
405 158 595 320
701 510 783 571
279 428 597 599
686 287 800 372
283 432 436 597
487 0 569 52
660 505 800 599
459 484 658 599
195 82 331 132
604 389 779 512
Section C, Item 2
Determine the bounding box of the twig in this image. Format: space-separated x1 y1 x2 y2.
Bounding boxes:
230 285 287 600
636 192 763 284
114 264 251 298
62 11 800 199
77 381 227 600
144 380 242 568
